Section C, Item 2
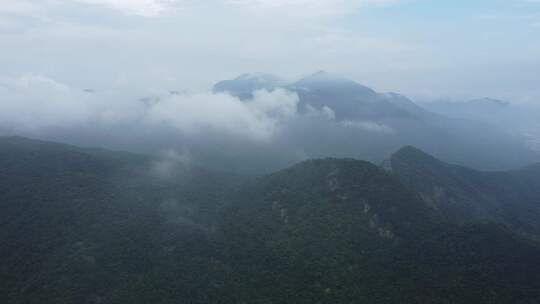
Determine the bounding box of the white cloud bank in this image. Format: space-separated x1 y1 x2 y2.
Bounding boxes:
0 73 394 148
0 74 300 142
145 89 299 141
0 74 93 129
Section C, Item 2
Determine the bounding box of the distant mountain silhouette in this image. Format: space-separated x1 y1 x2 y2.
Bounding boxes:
212 72 540 171
213 73 286 100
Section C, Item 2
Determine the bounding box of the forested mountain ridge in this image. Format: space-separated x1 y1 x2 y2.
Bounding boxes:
388 145 540 237
2 137 540 303
217 157 540 303
0 136 243 303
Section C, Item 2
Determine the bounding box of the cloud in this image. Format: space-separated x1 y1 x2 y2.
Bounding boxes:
0 74 93 130
0 0 398 19
151 149 192 179
0 74 299 142
225 0 399 16
0 1 40 15
75 0 180 17
340 120 395 134
145 89 299 141
0 0 182 18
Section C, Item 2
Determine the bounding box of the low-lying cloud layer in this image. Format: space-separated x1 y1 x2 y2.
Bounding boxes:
0 73 407 172
1 72 539 174
145 89 299 141
0 74 304 142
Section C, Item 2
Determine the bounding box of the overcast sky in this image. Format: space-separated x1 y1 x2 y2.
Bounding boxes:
0 0 539 103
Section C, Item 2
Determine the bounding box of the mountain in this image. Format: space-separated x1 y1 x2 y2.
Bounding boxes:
422 98 540 154
218 157 540 303
289 71 419 121
0 136 243 303
211 72 540 171
422 98 510 120
388 146 540 237
221 158 438 260
213 73 286 100
292 70 376 94
215 71 416 121
3 137 540 303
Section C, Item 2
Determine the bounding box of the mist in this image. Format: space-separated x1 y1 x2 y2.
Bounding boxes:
3 2 540 303
1 72 539 174
1 1 539 172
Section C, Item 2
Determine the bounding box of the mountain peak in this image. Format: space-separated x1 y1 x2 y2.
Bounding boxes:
235 73 284 83
389 146 447 171
392 145 436 160
308 70 331 78
293 71 377 96
212 73 285 99
297 70 354 84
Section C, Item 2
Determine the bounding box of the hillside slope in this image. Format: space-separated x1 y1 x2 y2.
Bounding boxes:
0 136 242 303
2 137 540 303
388 146 540 237
218 158 540 303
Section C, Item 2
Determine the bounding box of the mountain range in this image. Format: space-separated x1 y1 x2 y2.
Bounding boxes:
2 136 540 303
212 72 539 171
421 97 540 154
4 72 537 175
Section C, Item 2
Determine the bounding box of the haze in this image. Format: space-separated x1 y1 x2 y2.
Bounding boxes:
1 0 540 173
1 0 539 101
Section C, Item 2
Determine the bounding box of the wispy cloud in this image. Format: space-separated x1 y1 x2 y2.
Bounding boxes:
75 0 181 17
0 1 40 15
0 0 182 18
145 89 300 141
225 0 399 16
0 74 302 142
0 0 398 18
340 120 394 134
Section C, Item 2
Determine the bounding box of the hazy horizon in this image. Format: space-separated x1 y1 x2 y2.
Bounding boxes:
1 0 540 174
0 0 539 104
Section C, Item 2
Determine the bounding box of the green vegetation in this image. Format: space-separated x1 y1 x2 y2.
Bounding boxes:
390 145 540 236
2 137 540 303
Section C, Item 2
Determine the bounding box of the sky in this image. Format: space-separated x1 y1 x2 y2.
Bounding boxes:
1 0 540 173
0 0 539 103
